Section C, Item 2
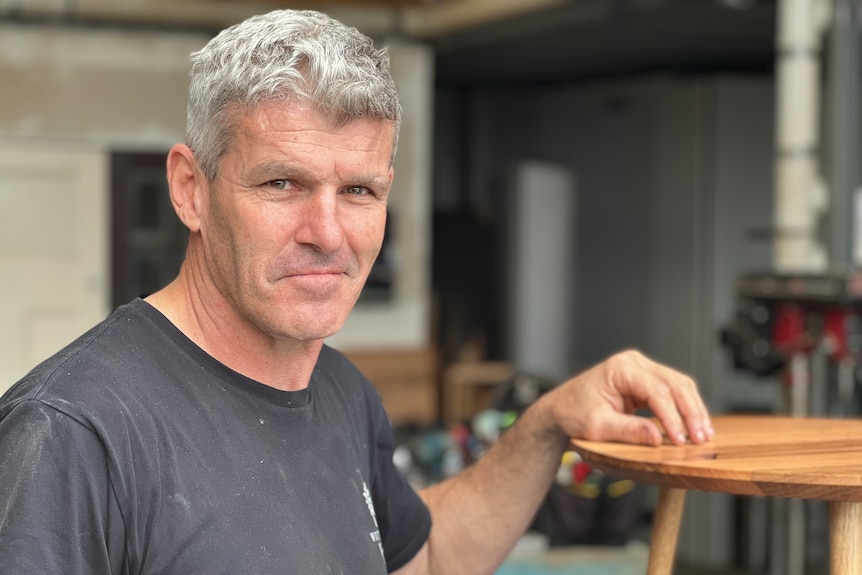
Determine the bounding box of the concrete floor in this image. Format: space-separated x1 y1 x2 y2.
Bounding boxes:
675 564 755 575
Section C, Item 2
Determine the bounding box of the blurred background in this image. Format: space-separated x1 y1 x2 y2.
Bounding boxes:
1 0 860 572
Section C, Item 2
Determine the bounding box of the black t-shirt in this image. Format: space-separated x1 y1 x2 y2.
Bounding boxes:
0 299 431 574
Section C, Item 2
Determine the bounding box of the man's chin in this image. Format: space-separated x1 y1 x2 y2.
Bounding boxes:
276 317 347 343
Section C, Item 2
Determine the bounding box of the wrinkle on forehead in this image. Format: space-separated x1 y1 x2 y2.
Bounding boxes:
235 102 395 162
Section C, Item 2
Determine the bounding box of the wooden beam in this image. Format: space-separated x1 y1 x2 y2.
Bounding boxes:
30 0 562 37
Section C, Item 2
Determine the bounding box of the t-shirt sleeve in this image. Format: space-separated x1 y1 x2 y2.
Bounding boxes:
370 408 432 573
0 400 126 574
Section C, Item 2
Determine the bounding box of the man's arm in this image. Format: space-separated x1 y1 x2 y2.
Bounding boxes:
0 400 125 574
393 350 713 575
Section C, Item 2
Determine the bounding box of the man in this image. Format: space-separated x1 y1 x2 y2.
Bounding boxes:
0 9 713 574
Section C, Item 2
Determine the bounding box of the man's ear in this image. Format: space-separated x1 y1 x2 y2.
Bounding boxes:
166 144 207 233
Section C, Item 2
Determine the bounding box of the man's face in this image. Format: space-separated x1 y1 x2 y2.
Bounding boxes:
196 100 394 342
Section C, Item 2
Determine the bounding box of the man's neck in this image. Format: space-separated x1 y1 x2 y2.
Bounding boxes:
145 273 323 392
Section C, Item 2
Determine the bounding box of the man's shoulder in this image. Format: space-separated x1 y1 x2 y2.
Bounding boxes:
317 345 377 392
317 344 360 374
315 345 387 413
0 300 168 418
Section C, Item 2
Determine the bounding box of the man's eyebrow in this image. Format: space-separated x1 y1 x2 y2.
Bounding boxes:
352 174 392 190
246 161 304 180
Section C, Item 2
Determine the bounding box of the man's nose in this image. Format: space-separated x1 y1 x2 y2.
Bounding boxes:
294 192 345 254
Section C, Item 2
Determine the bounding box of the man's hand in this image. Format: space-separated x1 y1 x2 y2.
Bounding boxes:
538 350 714 447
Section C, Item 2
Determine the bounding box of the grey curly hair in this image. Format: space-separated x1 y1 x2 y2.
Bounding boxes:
186 9 402 180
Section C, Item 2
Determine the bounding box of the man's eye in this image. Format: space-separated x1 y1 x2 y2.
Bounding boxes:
346 186 369 196
267 180 289 190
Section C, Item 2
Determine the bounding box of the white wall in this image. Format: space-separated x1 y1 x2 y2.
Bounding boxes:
507 160 576 382
0 23 201 146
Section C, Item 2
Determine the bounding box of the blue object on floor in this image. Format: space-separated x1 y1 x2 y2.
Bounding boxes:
494 542 649 575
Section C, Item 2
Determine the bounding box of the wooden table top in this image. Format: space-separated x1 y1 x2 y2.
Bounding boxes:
570 415 862 501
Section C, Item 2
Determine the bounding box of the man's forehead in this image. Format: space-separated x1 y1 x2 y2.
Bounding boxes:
233 99 393 134
229 101 396 157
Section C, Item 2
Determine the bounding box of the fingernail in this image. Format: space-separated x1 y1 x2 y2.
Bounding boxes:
676 432 686 444
696 430 705 443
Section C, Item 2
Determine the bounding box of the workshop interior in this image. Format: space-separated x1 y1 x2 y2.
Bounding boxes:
1 0 860 573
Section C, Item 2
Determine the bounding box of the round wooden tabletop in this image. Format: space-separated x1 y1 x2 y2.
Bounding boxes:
570 415 862 502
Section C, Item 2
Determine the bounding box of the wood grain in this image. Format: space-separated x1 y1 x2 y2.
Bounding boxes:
571 415 862 502
646 487 686 575
829 501 862 575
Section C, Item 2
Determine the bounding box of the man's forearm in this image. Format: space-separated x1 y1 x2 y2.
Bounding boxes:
418 395 567 575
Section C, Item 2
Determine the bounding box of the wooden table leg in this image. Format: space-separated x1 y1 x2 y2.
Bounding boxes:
830 501 862 575
647 487 687 575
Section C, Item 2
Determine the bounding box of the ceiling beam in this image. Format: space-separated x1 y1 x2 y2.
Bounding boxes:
0 0 565 37
401 0 567 37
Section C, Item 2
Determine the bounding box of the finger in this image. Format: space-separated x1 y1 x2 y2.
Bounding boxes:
643 361 713 444
612 353 684 442
601 413 664 447
643 380 688 445
651 362 713 442
601 352 685 444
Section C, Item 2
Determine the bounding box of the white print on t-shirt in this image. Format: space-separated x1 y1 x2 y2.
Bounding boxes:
362 480 385 560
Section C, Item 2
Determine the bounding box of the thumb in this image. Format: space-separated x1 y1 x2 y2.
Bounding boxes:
599 414 664 446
